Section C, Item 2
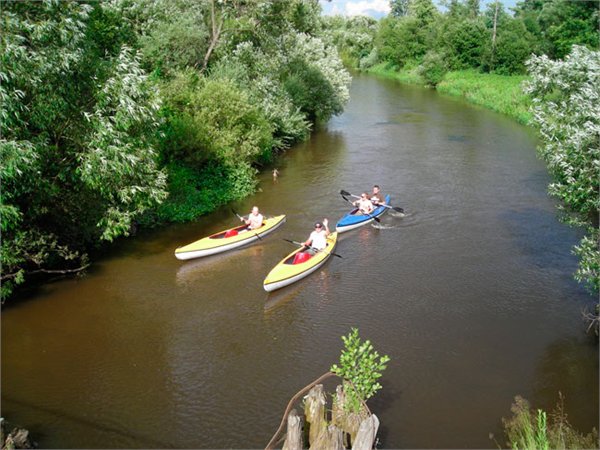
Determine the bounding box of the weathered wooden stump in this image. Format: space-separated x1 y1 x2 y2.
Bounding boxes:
304 384 327 445
352 414 380 450
332 384 369 445
282 409 302 450
309 424 344 450
265 373 382 450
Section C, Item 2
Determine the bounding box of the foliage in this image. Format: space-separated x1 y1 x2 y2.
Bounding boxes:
1 0 166 300
282 32 351 123
142 162 254 225
488 17 536 75
390 0 410 18
359 47 379 70
366 62 423 85
330 328 390 413
372 0 598 78
503 395 598 449
139 15 209 74
524 46 600 292
534 0 599 60
212 43 310 147
321 15 378 67
435 70 532 124
376 16 430 68
440 17 488 70
418 50 448 86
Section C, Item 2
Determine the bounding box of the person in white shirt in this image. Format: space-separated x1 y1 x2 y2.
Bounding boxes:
241 206 263 230
303 218 330 253
354 193 374 215
370 185 386 206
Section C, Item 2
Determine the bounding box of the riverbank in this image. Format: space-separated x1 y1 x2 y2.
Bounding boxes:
367 63 532 125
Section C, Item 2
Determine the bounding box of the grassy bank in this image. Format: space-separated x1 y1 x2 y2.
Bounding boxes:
367 64 532 125
367 62 422 85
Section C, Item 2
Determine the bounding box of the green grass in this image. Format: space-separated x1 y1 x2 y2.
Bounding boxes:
367 62 422 85
366 65 533 125
437 70 532 125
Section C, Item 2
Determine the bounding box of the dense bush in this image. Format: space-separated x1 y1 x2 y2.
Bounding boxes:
1 1 167 300
418 50 448 86
524 46 600 293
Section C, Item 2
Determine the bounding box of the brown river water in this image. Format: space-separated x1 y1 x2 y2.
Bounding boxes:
2 73 598 448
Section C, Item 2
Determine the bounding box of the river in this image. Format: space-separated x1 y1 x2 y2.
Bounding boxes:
2 73 598 448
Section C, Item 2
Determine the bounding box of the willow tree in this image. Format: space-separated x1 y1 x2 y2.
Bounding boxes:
524 46 600 295
1 1 167 300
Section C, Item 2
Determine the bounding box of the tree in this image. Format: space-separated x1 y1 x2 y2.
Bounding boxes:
418 50 448 86
440 17 488 70
390 0 410 17
514 0 599 59
408 0 437 25
524 46 600 293
1 1 166 300
376 16 431 67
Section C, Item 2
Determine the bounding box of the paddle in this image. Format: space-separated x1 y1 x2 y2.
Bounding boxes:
340 193 381 223
283 239 343 259
340 190 404 213
231 208 262 240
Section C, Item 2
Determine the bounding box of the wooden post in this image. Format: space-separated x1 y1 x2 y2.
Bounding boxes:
304 384 327 445
331 384 370 445
282 409 302 450
309 424 344 450
351 414 380 450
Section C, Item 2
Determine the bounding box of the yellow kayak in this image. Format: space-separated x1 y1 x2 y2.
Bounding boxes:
175 215 286 260
263 232 338 292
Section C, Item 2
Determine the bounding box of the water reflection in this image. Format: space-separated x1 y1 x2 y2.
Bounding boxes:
532 336 599 431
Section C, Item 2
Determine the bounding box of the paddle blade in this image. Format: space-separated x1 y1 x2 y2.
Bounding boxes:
340 189 351 196
393 206 404 213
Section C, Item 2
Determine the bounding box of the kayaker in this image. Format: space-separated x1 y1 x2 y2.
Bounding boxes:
370 185 386 206
353 193 374 215
241 206 263 230
303 219 330 254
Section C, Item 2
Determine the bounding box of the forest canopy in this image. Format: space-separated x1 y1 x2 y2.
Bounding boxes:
0 0 351 300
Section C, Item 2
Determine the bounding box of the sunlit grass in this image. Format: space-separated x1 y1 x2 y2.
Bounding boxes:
437 70 532 125
367 62 422 85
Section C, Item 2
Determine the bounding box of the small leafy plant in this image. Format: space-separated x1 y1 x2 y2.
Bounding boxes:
330 328 390 413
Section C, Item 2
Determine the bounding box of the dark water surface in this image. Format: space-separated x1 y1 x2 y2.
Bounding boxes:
2 74 598 449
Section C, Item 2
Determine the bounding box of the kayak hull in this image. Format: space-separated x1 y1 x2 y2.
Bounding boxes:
335 195 391 233
263 232 338 292
175 215 286 260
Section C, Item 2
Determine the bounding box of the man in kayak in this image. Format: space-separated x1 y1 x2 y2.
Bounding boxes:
240 206 263 230
370 185 386 206
303 219 330 254
354 193 374 215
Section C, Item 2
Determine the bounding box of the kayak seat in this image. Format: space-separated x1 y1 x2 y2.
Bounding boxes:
293 252 311 265
224 229 238 238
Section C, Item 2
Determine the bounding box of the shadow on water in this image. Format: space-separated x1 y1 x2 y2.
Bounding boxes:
501 207 585 273
531 336 599 431
2 395 174 449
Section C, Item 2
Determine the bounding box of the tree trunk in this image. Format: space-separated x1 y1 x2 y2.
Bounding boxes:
491 1 499 70
282 409 302 450
304 384 327 445
310 424 344 450
352 414 380 450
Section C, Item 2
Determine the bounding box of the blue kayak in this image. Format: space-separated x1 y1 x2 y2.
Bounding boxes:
336 195 391 233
